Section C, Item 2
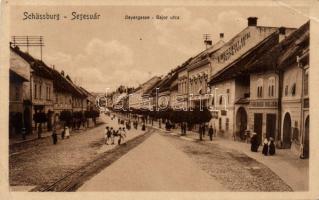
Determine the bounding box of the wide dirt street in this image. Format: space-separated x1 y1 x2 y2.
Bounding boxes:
79 129 292 192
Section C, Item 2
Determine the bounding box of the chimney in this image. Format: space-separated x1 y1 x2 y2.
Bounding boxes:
219 33 224 39
247 17 258 26
279 27 287 42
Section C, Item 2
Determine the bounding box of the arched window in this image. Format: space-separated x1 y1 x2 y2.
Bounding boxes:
268 77 275 97
291 83 296 96
257 78 263 98
212 96 215 106
219 96 223 105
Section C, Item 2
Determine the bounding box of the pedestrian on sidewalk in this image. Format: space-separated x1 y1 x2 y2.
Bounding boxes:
104 126 110 145
269 137 276 155
122 127 127 138
250 132 259 152
52 127 58 145
208 125 214 141
111 127 116 145
118 128 124 145
65 126 70 139
202 124 206 138
61 128 65 139
262 137 269 156
142 123 146 131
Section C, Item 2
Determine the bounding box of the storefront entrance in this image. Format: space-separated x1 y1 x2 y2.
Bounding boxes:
283 113 292 149
266 114 276 139
254 113 263 144
236 107 248 140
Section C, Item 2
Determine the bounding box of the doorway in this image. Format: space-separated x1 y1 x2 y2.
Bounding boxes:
254 113 263 144
283 112 292 149
266 114 276 139
236 107 248 140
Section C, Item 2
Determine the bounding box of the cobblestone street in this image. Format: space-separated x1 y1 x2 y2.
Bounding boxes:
161 132 293 191
9 114 144 191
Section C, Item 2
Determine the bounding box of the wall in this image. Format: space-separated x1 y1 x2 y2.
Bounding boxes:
211 26 277 76
281 63 303 151
248 72 279 142
209 79 235 139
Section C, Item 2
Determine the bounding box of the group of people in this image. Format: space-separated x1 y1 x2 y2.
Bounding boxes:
51 126 71 145
250 133 276 156
104 126 127 145
199 124 216 141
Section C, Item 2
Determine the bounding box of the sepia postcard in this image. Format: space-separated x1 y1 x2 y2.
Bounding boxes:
0 0 319 199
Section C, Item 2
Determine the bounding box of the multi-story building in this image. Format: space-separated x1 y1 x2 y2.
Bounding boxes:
9 69 29 136
277 22 309 157
176 63 189 110
10 45 92 135
11 46 54 134
128 76 161 110
187 33 225 108
208 17 295 139
147 70 178 110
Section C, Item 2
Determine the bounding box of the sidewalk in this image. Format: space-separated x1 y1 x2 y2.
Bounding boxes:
151 124 308 191
9 120 102 146
10 114 146 192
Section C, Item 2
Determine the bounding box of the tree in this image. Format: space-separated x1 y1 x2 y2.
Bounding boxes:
59 110 72 127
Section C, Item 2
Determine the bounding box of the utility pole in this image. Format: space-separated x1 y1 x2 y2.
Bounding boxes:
11 36 45 60
203 34 212 50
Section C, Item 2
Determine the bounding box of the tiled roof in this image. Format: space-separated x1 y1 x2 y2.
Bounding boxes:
246 21 309 72
10 69 29 82
209 31 280 84
11 45 89 98
10 46 53 80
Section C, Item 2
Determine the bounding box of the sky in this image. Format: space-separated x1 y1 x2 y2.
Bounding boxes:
10 4 309 93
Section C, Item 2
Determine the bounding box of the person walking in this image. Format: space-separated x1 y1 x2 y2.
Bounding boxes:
122 127 127 138
52 127 58 145
269 137 276 155
262 137 269 156
61 128 65 139
118 128 124 145
104 126 109 145
208 125 214 141
250 132 259 152
65 126 70 139
110 127 115 145
202 124 206 138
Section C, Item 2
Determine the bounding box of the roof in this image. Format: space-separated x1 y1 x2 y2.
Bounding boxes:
188 40 225 67
133 76 161 93
10 69 29 82
209 31 280 84
142 78 162 96
149 71 178 95
10 46 53 80
11 45 89 98
244 21 309 73
277 21 309 69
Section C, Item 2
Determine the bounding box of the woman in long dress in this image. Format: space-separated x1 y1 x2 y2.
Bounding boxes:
250 132 259 152
65 126 70 139
269 137 276 155
262 138 269 156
